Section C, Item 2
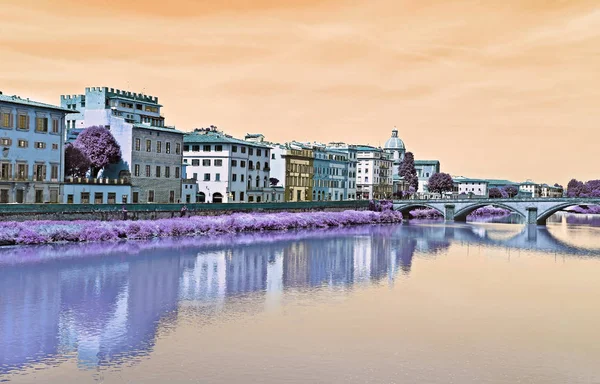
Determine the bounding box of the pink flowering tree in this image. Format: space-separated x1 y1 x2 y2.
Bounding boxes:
74 126 122 178
64 143 91 178
427 172 453 195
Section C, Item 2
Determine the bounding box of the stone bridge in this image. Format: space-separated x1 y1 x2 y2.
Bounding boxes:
392 198 600 225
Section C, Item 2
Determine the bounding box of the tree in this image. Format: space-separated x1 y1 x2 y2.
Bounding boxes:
567 179 584 197
269 177 279 186
74 126 122 178
488 187 503 199
64 143 91 178
503 185 519 198
427 172 453 195
399 152 418 191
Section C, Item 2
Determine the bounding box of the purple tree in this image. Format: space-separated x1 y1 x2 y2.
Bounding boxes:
399 152 418 192
269 177 279 186
74 126 122 178
64 143 91 178
503 185 519 198
427 172 453 195
488 187 503 199
567 179 584 197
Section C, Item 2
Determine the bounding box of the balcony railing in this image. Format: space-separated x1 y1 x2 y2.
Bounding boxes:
64 177 131 185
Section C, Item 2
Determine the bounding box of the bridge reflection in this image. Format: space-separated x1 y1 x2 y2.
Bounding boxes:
1 222 599 375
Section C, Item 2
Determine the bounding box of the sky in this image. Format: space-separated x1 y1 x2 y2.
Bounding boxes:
0 0 598 185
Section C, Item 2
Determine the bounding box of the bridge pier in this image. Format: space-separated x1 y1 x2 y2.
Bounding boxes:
444 204 455 222
526 207 538 225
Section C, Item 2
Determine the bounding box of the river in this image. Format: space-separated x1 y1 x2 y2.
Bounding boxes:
1 213 600 383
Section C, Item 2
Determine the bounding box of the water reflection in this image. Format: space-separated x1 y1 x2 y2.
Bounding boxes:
1 219 600 377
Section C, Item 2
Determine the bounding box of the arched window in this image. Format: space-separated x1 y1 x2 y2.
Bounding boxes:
248 176 252 190
255 177 259 188
263 176 267 188
197 192 206 203
256 162 260 171
212 192 223 203
249 161 254 170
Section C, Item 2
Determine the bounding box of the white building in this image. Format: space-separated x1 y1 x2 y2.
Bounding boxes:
63 180 132 204
0 92 71 203
327 143 358 200
183 128 273 203
356 146 393 200
383 128 406 175
453 176 489 197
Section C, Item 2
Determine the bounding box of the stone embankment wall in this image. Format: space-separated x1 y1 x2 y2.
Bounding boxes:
0 201 370 222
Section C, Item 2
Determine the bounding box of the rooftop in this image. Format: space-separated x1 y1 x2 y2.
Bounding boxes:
183 129 271 148
414 160 440 165
0 93 75 113
384 129 405 150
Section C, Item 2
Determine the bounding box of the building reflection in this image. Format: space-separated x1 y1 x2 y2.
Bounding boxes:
0 225 450 375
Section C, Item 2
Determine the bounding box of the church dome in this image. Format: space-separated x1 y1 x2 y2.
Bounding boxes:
384 129 405 150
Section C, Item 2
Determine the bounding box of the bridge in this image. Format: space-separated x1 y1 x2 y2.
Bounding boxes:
393 197 600 225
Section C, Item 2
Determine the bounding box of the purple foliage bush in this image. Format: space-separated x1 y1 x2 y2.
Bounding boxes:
468 206 511 217
567 179 600 198
568 205 600 214
409 208 443 219
0 210 402 246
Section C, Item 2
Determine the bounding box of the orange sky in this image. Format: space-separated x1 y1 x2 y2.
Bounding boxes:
1 0 598 185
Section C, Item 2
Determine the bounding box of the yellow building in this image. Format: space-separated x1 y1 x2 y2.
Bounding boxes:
284 147 314 202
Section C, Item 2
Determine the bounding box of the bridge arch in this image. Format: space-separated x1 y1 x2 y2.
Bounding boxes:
536 201 600 225
395 203 444 219
453 202 526 222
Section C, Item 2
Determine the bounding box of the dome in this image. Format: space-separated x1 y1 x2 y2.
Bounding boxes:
384 129 405 150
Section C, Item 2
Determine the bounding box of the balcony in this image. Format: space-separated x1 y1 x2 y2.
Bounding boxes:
64 177 131 185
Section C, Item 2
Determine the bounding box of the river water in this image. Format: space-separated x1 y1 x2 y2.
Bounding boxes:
1 213 600 383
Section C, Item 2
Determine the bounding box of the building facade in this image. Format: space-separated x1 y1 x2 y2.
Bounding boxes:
414 160 440 194
283 143 314 202
0 93 71 203
356 146 393 200
541 184 563 198
61 87 183 203
383 128 405 176
184 128 272 203
453 177 489 197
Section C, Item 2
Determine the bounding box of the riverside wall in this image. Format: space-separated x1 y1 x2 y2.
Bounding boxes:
0 201 370 222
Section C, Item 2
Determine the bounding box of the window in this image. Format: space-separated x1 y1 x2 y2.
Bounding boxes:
241 174 244 182
191 159 200 166
148 190 155 203
165 166 170 178
241 147 246 154
145 105 159 113
18 140 28 148
94 192 103 204
175 167 180 178
17 114 28 130
136 104 143 110
203 145 211 152
52 119 59 133
192 145 200 152
146 139 151 152
52 143 58 150
122 195 128 203
232 174 237 182
202 159 211 166
166 142 171 154
67 194 74 204
34 164 46 181
169 190 175 203
232 160 237 167
133 192 139 203
231 192 236 201
0 138 11 146
134 164 140 177
80 192 90 204
215 173 221 181
1 112 13 128
156 141 162 153
145 165 151 177
35 117 48 133
176 143 181 154
257 149 262 156
51 164 58 180
240 191 244 201
215 145 222 152
184 145 189 152
271 154 275 159
204 173 210 181
156 166 161 177
17 163 27 180
232 145 238 153
241 161 246 168
249 148 254 155
35 142 46 149
214 159 222 166
0 163 11 180
135 138 141 151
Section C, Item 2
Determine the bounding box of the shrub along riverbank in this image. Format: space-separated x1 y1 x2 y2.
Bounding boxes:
0 210 402 246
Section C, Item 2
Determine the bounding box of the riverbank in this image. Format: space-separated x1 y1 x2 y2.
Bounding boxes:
0 209 401 246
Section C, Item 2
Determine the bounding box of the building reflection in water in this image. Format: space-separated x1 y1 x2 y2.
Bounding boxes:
3 220 597 375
